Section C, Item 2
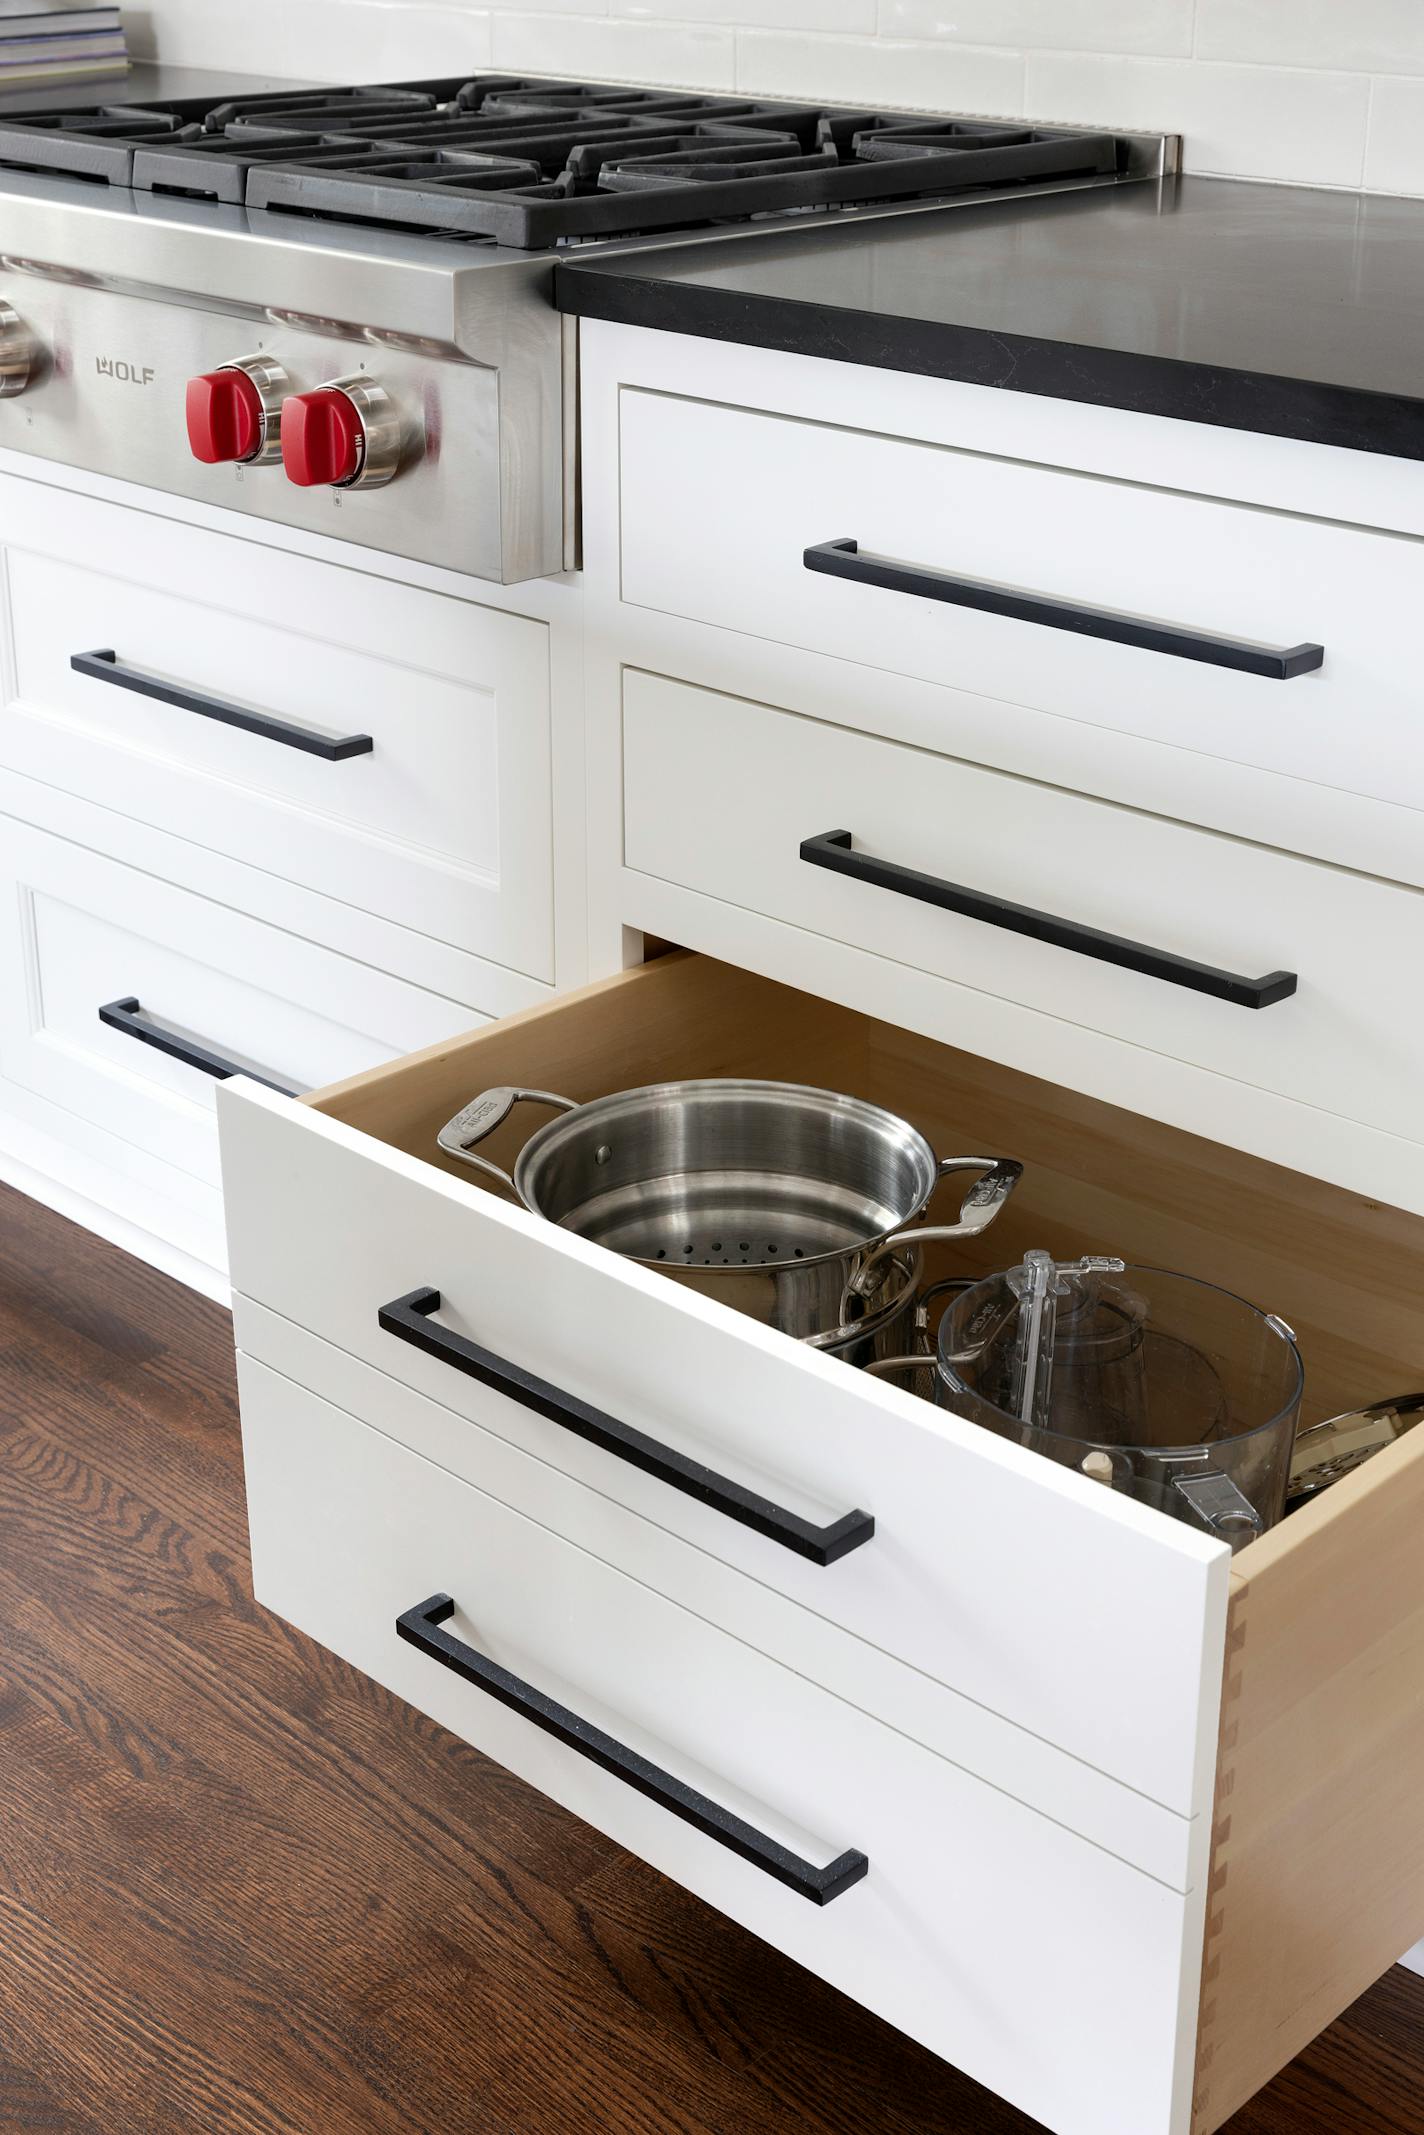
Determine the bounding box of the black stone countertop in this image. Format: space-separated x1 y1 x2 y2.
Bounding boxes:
556 174 1424 460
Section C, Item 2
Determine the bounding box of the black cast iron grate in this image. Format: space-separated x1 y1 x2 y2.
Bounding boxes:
0 73 1122 247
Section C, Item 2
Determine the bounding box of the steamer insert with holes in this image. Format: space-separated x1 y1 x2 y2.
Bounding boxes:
435 1074 1021 1362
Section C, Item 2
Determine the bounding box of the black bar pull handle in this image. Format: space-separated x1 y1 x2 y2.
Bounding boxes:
378 1288 874 1567
397 1594 869 1905
71 649 374 760
98 997 301 1095
803 538 1325 681
800 830 1298 1010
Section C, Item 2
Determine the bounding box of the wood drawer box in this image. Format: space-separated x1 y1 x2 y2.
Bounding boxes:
621 669 1424 1215
0 815 480 1193
240 1351 1198 2135
617 387 1423 839
0 475 554 979
219 948 1424 2135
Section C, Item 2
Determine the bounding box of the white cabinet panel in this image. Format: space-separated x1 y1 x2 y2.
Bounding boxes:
623 670 1424 1164
0 477 554 977
241 1352 1203 2135
0 818 482 1189
618 387 1424 828
235 1291 1199 1889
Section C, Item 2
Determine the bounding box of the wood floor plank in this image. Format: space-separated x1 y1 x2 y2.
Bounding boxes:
0 2035 103 2135
567 1847 1036 2134
1 1176 1422 2135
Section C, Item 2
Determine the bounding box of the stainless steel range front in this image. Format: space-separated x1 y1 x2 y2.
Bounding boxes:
0 76 1175 582
0 180 572 581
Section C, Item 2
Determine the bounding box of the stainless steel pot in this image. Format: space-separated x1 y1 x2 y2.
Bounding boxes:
437 1079 1021 1358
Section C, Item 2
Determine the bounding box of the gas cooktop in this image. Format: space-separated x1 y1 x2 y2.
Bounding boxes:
0 72 1173 581
0 74 1126 249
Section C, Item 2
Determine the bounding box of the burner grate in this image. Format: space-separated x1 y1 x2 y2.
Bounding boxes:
0 73 1124 244
0 98 208 184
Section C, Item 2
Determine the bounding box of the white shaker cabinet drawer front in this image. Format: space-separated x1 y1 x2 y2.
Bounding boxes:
234 1293 1194 1886
0 479 554 978
0 819 482 1189
240 1354 1200 2135
219 954 1229 1821
618 389 1422 824
622 672 1424 1163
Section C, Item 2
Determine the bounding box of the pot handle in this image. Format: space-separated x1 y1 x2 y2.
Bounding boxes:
809 1247 919 1357
849 1156 1022 1298
859 1278 977 1381
437 1086 578 1197
863 1354 929 1382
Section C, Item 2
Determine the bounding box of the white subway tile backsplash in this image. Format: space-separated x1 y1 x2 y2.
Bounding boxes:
136 0 1424 195
881 0 1193 61
1364 76 1424 194
144 0 492 76
1197 0 1424 79
1026 52 1372 187
619 0 877 34
736 31 1023 116
492 10 735 87
1024 0 1192 55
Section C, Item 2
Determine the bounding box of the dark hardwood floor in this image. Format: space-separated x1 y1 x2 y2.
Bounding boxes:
1 1175 1422 2135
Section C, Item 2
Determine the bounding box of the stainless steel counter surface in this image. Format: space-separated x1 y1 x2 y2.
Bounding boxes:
0 60 316 114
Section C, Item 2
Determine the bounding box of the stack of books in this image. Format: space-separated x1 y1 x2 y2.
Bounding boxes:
0 1 128 87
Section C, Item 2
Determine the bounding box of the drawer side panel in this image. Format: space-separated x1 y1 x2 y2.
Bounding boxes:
1191 1428 1424 2131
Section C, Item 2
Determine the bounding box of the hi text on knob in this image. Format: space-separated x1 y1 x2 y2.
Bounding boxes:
186 354 287 466
280 375 401 492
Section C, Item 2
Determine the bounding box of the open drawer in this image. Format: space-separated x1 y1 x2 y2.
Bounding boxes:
218 949 1424 2133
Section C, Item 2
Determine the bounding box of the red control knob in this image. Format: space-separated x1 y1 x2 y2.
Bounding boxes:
186 367 264 463
281 387 364 487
